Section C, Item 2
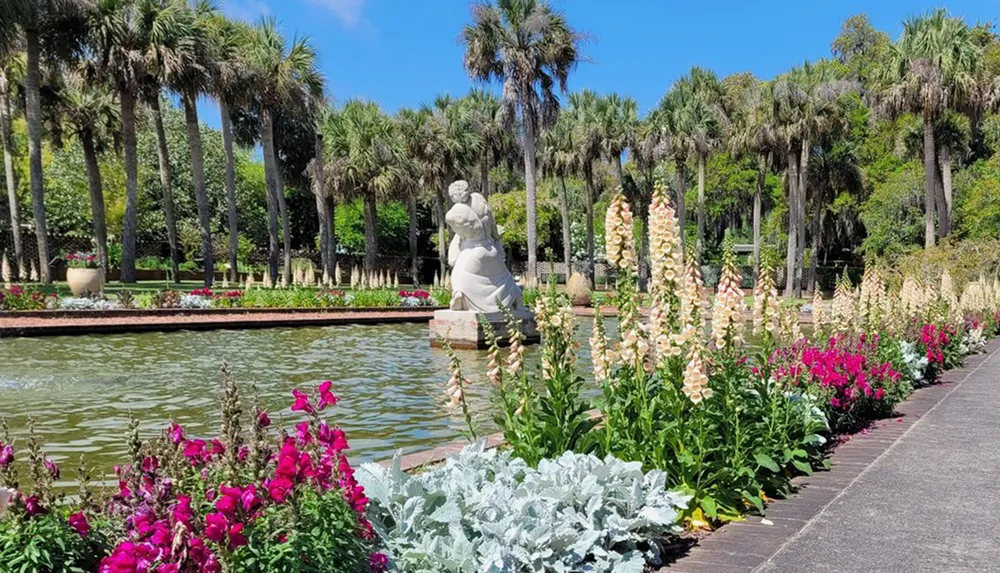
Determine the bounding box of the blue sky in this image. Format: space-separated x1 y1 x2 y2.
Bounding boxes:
199 0 1000 128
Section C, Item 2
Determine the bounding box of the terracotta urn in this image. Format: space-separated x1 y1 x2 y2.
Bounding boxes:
67 268 104 296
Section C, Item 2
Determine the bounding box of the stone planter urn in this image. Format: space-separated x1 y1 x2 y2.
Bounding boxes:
67 268 104 296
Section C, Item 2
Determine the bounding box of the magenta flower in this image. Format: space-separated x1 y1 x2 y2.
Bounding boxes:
240 484 261 514
172 495 194 526
168 422 184 445
68 512 90 537
44 459 60 480
227 522 248 550
24 495 46 516
257 411 271 428
295 421 313 445
369 552 389 572
0 444 15 469
215 486 240 517
290 389 314 414
317 380 338 410
204 512 228 544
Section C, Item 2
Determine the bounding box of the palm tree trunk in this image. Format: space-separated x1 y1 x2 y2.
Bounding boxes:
407 191 419 285
80 129 109 274
783 149 799 297
558 175 572 278
933 150 949 239
584 167 595 286
674 158 686 258
435 190 447 278
24 28 50 283
696 152 706 262
522 112 539 280
0 70 23 279
807 188 822 295
614 155 624 186
753 153 765 284
119 88 139 284
795 137 810 298
922 109 936 249
939 146 953 231
261 107 281 283
274 151 291 284
312 134 329 279
183 92 214 286
150 96 180 281
363 191 378 271
480 149 490 197
220 100 239 282
326 195 336 277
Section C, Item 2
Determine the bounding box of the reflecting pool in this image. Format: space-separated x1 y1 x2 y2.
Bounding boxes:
0 319 614 479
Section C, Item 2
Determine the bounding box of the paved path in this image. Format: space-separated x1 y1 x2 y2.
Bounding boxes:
663 338 1000 573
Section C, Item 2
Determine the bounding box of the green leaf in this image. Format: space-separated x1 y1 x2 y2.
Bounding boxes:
701 496 718 519
792 460 813 475
755 452 780 473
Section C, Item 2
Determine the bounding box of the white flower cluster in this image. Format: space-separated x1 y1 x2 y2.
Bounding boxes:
179 294 213 309
753 265 780 339
589 312 615 385
604 191 637 274
831 277 856 333
58 297 119 311
647 183 684 361
710 253 746 351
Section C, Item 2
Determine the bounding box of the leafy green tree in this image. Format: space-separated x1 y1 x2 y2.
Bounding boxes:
872 9 982 248
540 114 577 273
323 99 403 270
463 0 580 278
565 90 601 282
245 17 322 282
395 106 435 282
0 45 24 278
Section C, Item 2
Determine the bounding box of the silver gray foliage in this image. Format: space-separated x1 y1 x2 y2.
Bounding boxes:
357 443 690 573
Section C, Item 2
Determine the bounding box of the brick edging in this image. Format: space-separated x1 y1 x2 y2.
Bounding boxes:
657 337 1000 573
0 306 446 320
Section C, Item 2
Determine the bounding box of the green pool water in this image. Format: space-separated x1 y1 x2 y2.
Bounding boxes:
0 319 615 482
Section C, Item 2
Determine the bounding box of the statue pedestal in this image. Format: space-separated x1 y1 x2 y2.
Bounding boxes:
429 309 539 349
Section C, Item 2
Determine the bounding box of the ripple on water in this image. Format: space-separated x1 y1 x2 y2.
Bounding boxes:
0 319 609 478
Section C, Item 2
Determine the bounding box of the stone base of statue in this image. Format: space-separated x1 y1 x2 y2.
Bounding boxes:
429 309 538 349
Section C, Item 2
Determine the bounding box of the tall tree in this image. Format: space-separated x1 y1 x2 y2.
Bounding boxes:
396 106 435 283
10 0 90 283
463 0 580 279
139 0 191 283
206 14 250 282
658 82 696 256
464 88 505 198
0 48 23 278
53 69 118 274
169 1 217 285
595 92 637 185
424 95 478 277
726 75 777 282
246 17 322 283
323 99 403 271
90 0 162 283
565 90 601 284
872 9 982 249
679 67 725 261
540 114 577 275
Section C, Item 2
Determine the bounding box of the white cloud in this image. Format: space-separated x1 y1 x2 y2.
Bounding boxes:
219 0 271 22
306 0 367 28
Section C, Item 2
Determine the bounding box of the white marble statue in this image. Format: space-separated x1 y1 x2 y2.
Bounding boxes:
445 180 523 312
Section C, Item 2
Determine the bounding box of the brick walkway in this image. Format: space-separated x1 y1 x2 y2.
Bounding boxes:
661 337 1000 573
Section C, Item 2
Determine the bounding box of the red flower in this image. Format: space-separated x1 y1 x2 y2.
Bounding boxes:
257 411 271 428
68 512 90 537
24 495 46 516
204 512 228 544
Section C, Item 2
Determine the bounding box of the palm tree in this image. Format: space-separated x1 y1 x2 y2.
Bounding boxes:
463 0 580 279
307 110 332 280
0 48 24 278
424 95 479 277
396 106 435 283
324 100 403 271
633 109 668 286
872 9 982 248
8 0 90 283
935 111 969 236
658 82 695 255
205 13 250 282
139 0 191 283
54 69 118 274
246 17 322 283
90 0 161 283
595 93 637 185
679 67 725 261
726 76 777 281
168 1 218 286
540 114 577 274
464 88 505 197
565 90 601 284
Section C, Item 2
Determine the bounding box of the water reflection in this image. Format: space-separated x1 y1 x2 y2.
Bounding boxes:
0 318 615 476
